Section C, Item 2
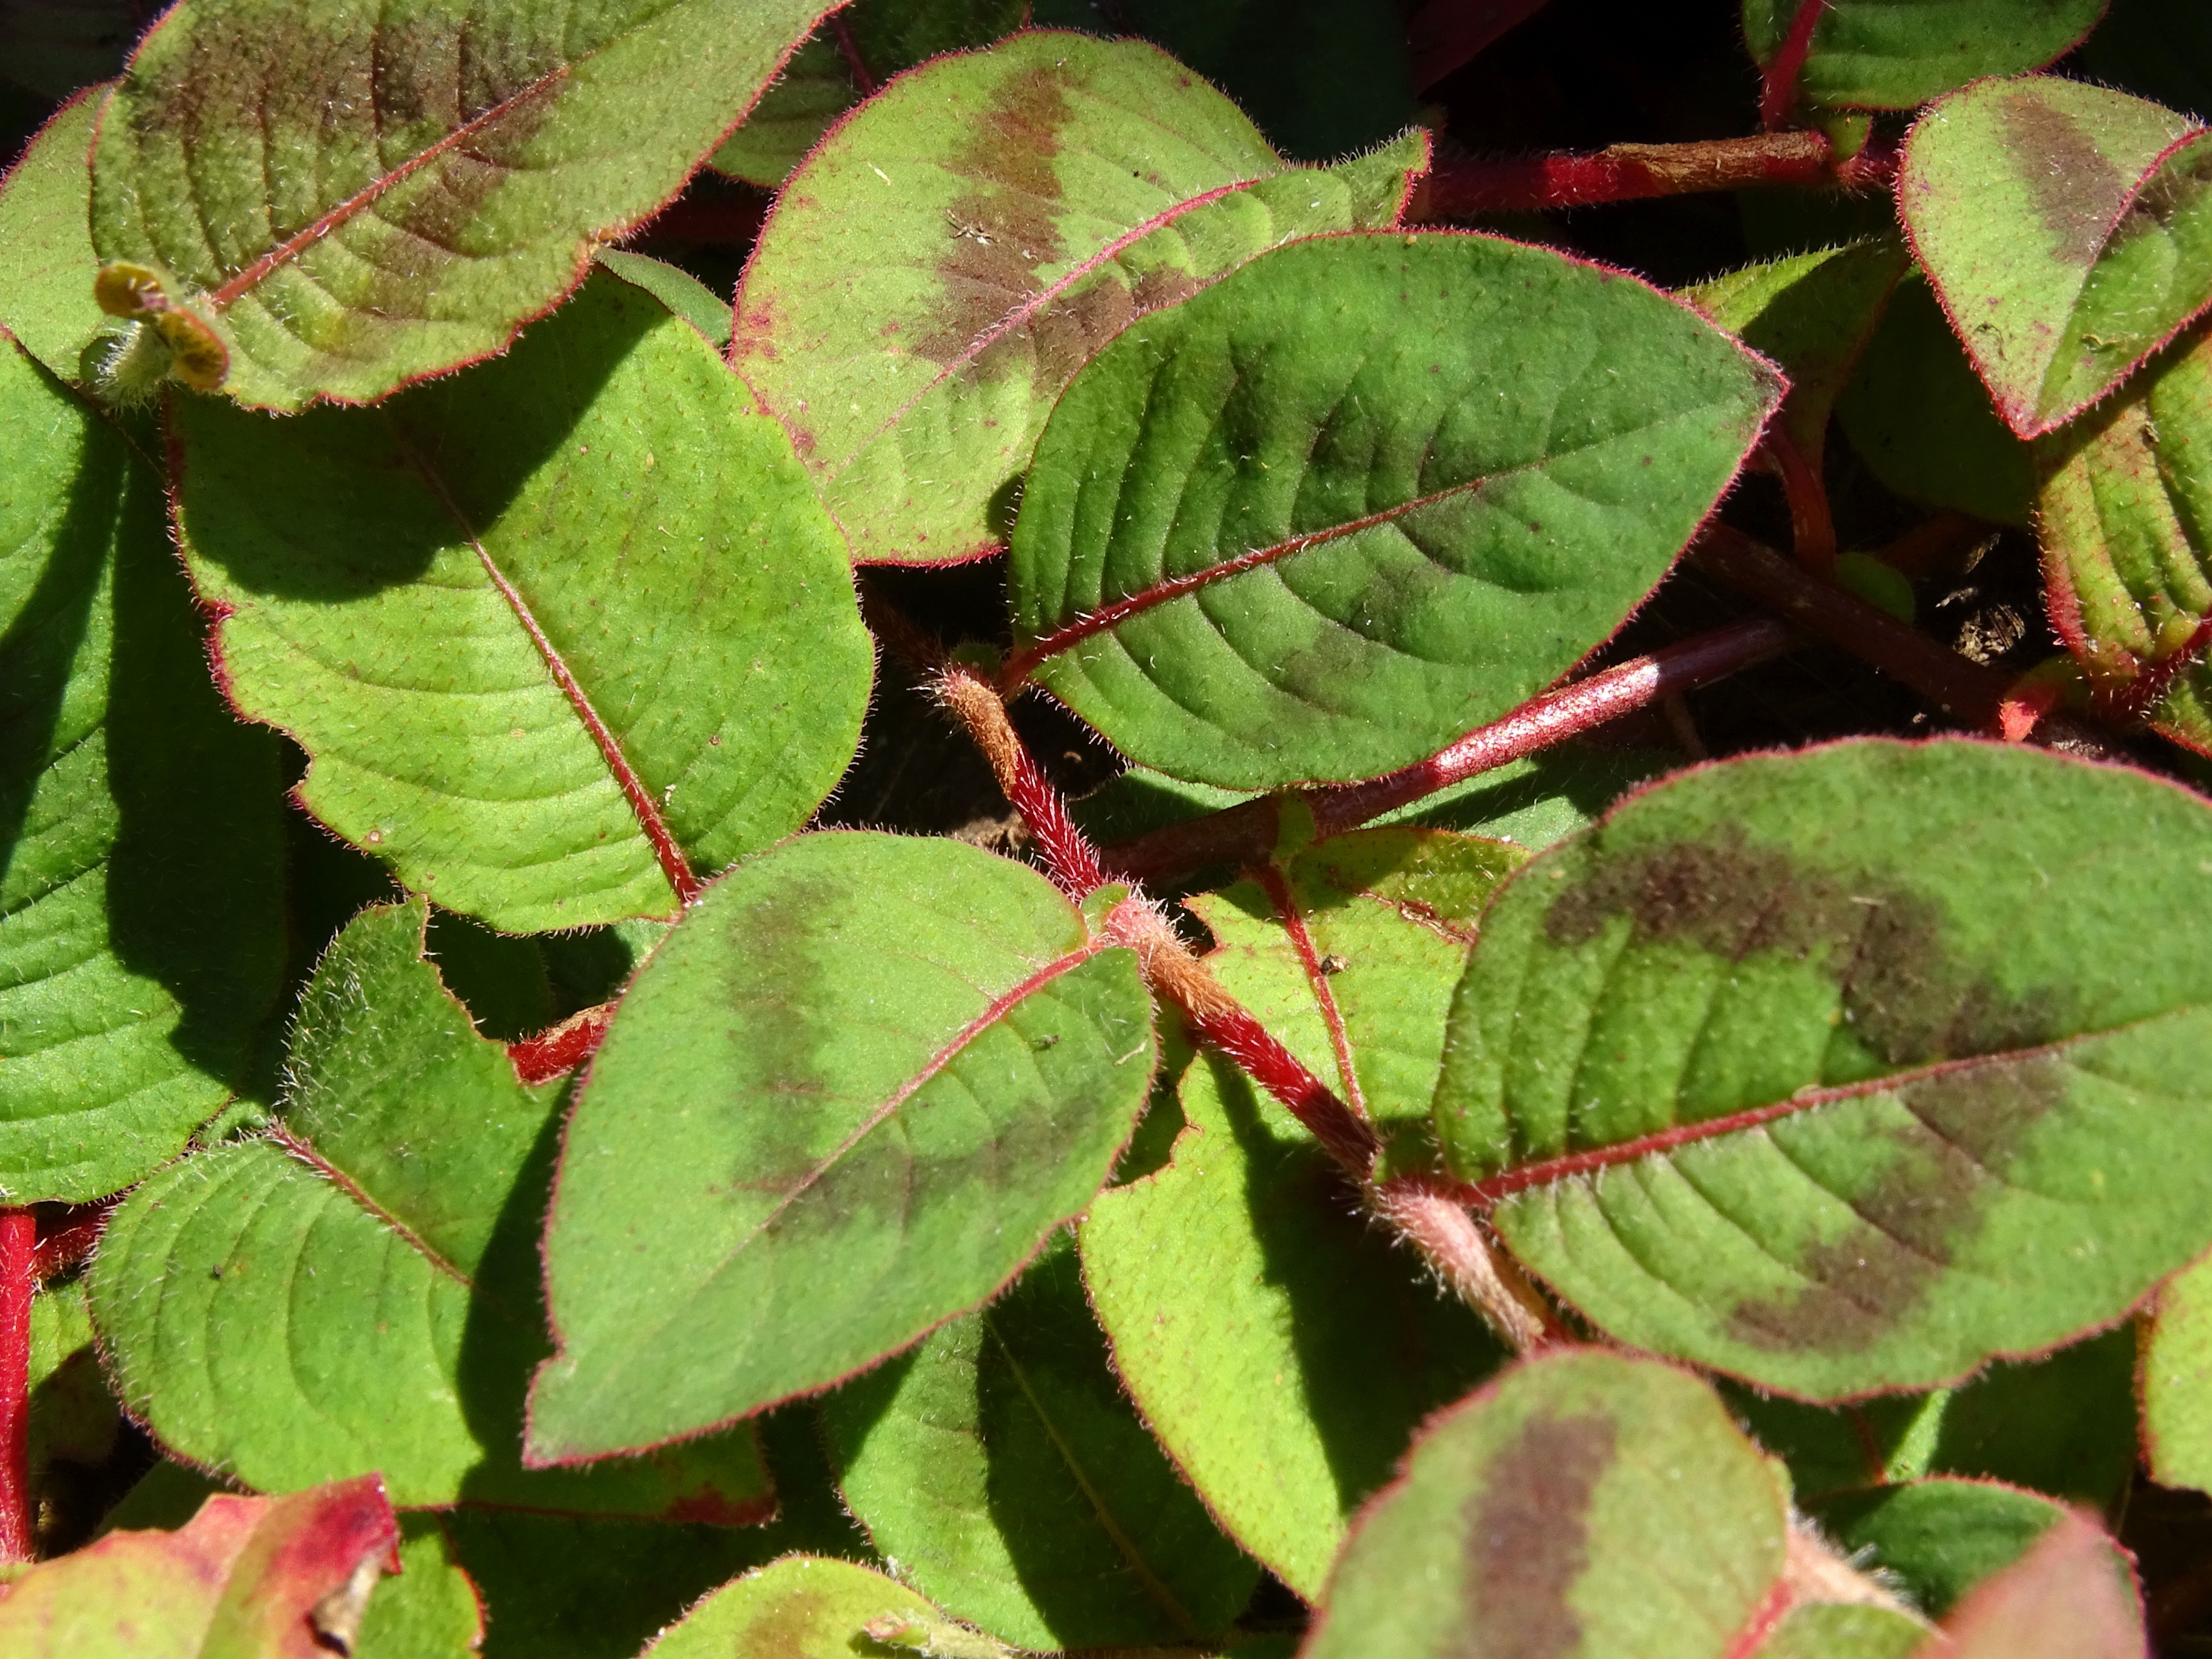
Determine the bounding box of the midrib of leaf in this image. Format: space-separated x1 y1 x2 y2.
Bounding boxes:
387 417 701 907
201 67 574 311
808 174 1257 487
1254 865 1367 1120
978 1308 1202 1641
1459 1015 2177 1206
716 936 1112 1266
1005 471 1543 684
272 1129 475 1293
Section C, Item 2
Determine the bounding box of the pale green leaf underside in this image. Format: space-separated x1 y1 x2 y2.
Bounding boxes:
733 32 1426 563
2034 320 2212 754
0 341 285 1204
172 273 871 934
1010 233 1780 789
1435 739 2212 1399
1903 76 2212 436
530 831 1155 1461
1081 1054 1504 1601
1304 1350 1786 1659
91 0 832 407
92 901 770 1518
822 1236 1255 1650
1743 0 2105 111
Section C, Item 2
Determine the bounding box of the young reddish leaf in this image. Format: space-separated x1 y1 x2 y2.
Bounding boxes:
0 88 107 383
1742 0 2107 113
820 1234 1257 1650
2035 320 2212 751
1912 1505 2147 1659
87 0 833 409
0 1476 399 1657
1432 739 2212 1400
1082 1051 1508 1600
527 831 1157 1461
1005 233 1781 789
0 340 286 1205
731 33 1428 565
1901 76 2212 437
1303 1349 1790 1659
171 271 872 934
644 1555 961 1659
90 899 773 1522
1834 271 2035 527
2142 1253 2212 1495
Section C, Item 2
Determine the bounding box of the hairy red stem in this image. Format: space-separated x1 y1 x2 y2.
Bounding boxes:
509 1002 618 1086
1758 0 1830 131
1762 429 1837 575
1417 129 1895 217
1100 616 1792 888
1407 0 1556 90
0 1208 34 1563
937 667 1105 898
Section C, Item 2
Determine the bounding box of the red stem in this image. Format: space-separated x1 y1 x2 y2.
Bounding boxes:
1758 0 1830 132
1689 526 2014 726
1762 429 1837 576
1255 867 1368 1120
827 12 878 96
1173 992 1382 1178
1100 616 1792 888
1416 129 1895 218
937 667 1105 898
0 1208 35 1563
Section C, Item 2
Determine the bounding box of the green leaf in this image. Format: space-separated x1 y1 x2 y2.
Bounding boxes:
441 1511 763 1659
1303 1349 1788 1659
2035 318 2212 753
0 87 108 383
1758 1604 1924 1659
821 1234 1257 1650
1812 1478 2077 1622
0 1476 399 1657
593 250 732 350
709 35 857 188
1432 739 2212 1399
1725 1327 2139 1507
89 0 832 409
709 0 1029 189
731 33 1427 565
529 830 1157 1461
1 341 286 1204
1006 233 1781 789
1082 1050 1507 1599
356 1517 485 1659
90 898 773 1519
1834 271 2034 527
171 270 871 933
28 1279 122 1504
1685 238 1909 460
2143 1252 2212 1494
645 1556 959 1659
1900 75 2212 437
1743 0 2106 112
